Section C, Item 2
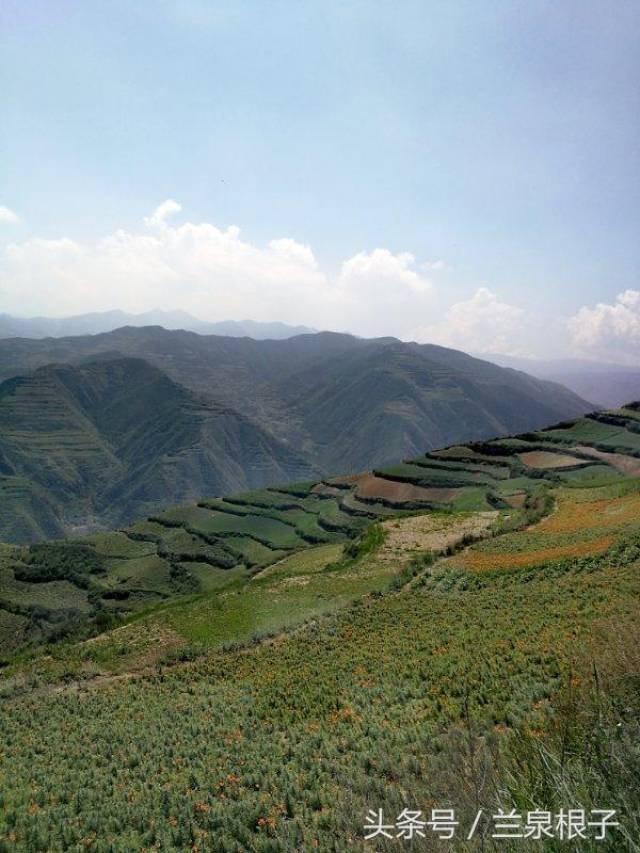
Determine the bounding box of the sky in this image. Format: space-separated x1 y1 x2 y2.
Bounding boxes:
1 0 639 362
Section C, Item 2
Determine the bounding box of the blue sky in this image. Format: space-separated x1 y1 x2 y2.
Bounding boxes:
1 0 639 360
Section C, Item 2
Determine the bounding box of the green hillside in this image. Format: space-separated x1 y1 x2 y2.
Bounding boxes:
1 406 639 850
0 358 314 544
0 327 592 473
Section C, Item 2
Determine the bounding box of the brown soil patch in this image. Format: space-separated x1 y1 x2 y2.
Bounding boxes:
325 474 362 487
311 483 345 497
573 446 640 477
353 474 457 504
377 511 498 567
518 451 587 469
457 535 615 572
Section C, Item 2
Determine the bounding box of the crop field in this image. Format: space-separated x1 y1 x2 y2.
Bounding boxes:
575 446 640 476
0 511 493 690
539 416 640 453
349 473 447 505
447 482 640 573
1 482 639 850
377 462 495 487
537 487 640 534
1 408 640 849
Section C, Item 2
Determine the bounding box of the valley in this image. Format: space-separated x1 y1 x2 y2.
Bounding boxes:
0 327 593 543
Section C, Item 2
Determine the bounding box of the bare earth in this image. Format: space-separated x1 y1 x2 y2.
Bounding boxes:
354 473 457 503
319 472 459 504
518 450 587 469
376 510 498 567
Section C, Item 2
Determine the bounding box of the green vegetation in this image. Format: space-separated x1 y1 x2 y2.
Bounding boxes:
1 405 639 850
1 484 638 850
0 357 314 544
0 326 592 544
3 405 640 657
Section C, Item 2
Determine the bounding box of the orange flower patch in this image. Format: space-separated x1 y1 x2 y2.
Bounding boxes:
537 492 640 535
457 535 614 572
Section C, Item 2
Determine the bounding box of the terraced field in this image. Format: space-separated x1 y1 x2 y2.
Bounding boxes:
1 454 639 849
1 406 640 850
2 406 640 656
444 482 640 572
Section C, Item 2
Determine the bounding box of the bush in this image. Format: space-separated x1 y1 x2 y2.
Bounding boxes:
14 542 106 583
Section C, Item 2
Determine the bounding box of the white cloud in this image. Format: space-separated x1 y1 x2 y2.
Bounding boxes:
568 290 640 364
143 199 182 229
334 249 432 337
0 201 436 336
338 249 431 296
0 205 21 226
407 287 526 355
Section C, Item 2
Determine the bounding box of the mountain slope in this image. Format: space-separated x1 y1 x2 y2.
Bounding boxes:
0 328 593 473
278 338 596 470
0 358 314 542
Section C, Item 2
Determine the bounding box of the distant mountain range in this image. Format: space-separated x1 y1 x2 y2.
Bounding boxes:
3 311 634 411
482 353 640 409
0 327 593 541
0 310 315 340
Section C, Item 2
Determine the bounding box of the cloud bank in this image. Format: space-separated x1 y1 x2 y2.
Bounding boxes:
0 201 433 338
0 200 634 364
568 290 640 365
407 287 527 356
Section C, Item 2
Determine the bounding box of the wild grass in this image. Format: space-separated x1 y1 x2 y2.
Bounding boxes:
1 518 637 851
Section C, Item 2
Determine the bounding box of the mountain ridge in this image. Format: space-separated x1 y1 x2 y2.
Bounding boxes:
0 328 594 542
0 326 594 446
0 357 314 542
0 310 315 340
482 351 640 409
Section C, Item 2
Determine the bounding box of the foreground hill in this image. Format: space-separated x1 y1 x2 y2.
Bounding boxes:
0 358 313 543
0 327 592 473
1 406 639 850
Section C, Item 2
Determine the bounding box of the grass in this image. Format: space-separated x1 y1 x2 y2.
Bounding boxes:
2 408 640 849
1 488 638 850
